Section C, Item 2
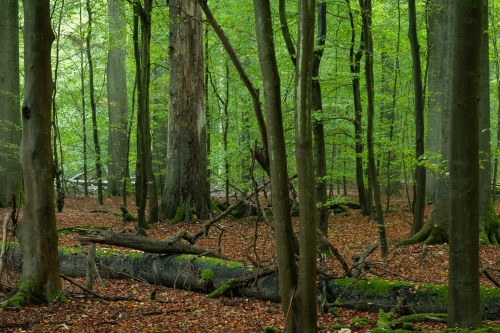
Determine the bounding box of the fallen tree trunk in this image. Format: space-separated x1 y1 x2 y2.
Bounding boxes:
76 229 228 260
3 243 500 319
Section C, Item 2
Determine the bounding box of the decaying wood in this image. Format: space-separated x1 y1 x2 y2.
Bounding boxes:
169 199 245 245
316 229 350 276
76 229 229 260
0 212 11 291
350 241 379 278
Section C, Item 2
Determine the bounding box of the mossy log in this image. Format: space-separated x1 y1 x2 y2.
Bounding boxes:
3 243 500 319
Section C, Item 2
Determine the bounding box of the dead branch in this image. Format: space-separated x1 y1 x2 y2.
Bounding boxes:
61 274 142 302
481 267 500 288
316 229 350 276
170 199 245 245
350 241 379 278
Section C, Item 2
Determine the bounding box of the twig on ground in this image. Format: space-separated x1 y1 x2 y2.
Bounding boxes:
61 274 142 302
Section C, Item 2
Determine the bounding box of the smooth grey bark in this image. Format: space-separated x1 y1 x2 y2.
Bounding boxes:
402 0 453 245
360 0 388 258
408 0 426 236
106 0 129 197
295 0 318 330
80 2 89 198
447 0 482 328
86 0 104 205
0 0 21 208
161 0 210 220
12 0 63 304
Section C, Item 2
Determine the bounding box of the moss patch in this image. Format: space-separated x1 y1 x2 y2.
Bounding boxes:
1 278 38 308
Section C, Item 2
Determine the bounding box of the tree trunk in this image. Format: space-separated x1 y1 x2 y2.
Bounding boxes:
161 0 210 221
408 0 426 236
447 0 482 328
346 0 368 216
134 0 158 231
11 0 63 305
360 0 388 258
478 0 500 245
295 0 318 330
106 0 129 197
0 0 22 208
5 245 500 320
313 1 329 238
86 0 104 205
252 1 298 331
402 0 453 245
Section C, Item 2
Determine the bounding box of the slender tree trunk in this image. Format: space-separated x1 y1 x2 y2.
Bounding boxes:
360 0 388 258
252 0 298 331
408 0 426 235
313 1 328 237
196 0 269 176
447 0 482 328
11 0 63 305
0 0 22 208
52 0 65 213
86 0 104 205
80 1 89 198
478 0 499 244
107 0 129 197
346 0 368 215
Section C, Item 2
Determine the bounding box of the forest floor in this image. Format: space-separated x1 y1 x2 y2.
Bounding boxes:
2 192 500 332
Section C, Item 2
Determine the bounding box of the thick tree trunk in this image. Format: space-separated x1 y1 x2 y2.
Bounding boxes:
447 0 482 328
106 0 129 197
295 0 318 330
5 245 500 319
402 0 453 245
161 0 210 221
11 0 63 305
0 0 22 208
252 1 298 332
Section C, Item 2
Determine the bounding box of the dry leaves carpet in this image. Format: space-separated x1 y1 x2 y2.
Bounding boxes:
1 194 500 332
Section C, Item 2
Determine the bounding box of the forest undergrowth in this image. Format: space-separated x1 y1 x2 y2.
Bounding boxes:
1 191 500 332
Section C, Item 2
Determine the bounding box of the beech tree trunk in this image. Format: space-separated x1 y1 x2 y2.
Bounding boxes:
0 0 22 208
161 0 210 221
447 0 482 328
12 0 63 304
106 0 129 197
295 0 318 330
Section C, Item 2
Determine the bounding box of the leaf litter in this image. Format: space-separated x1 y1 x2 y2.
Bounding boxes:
1 194 500 332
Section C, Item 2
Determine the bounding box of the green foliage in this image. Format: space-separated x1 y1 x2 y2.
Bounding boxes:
200 269 215 283
262 326 279 333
